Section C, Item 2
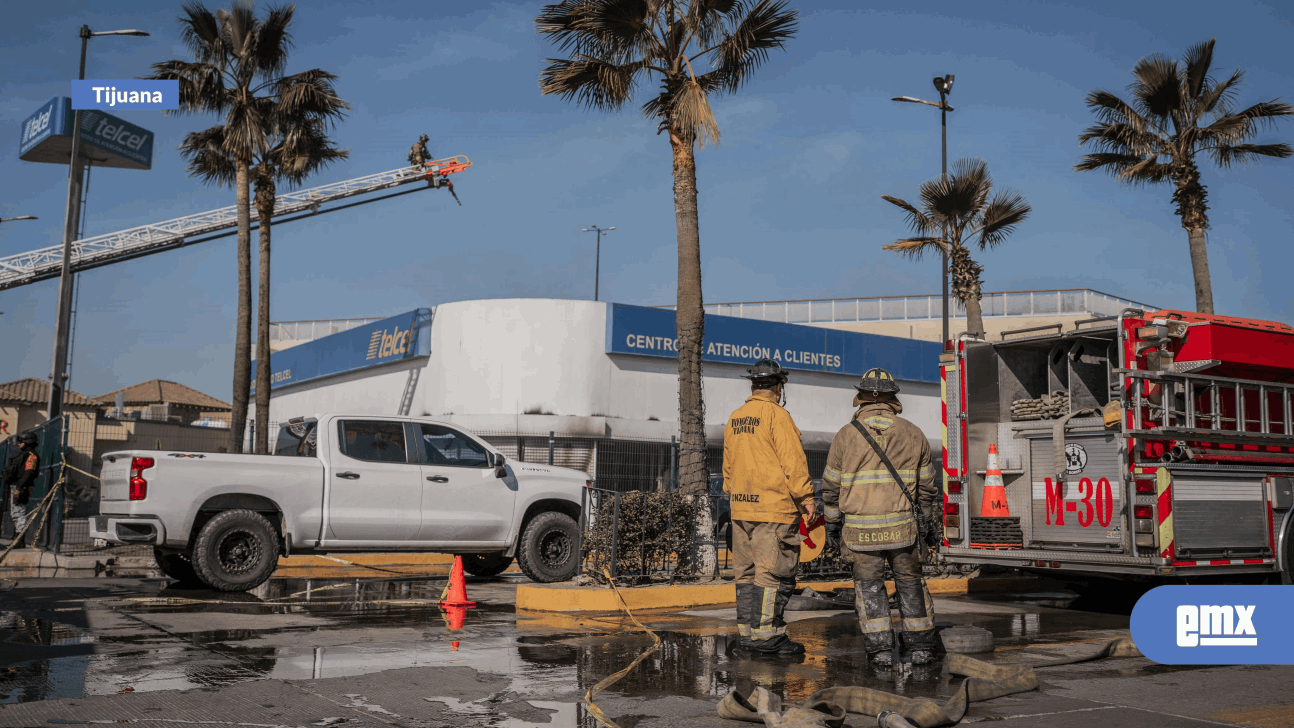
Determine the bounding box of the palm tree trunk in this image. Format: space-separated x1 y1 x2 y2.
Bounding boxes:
949 244 987 337
229 163 253 454
254 173 275 455
1186 226 1214 314
670 128 709 496
964 296 985 338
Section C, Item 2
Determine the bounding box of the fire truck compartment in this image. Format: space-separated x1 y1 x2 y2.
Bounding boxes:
1167 470 1271 559
1021 423 1125 550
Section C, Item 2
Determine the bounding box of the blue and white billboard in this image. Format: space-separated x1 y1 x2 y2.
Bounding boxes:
18 97 153 170
253 309 432 393
606 304 939 383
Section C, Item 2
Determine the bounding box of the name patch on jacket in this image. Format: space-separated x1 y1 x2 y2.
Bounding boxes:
732 493 761 503
730 416 760 434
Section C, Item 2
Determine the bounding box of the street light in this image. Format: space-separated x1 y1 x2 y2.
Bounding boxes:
582 225 615 302
893 74 955 348
0 216 38 224
48 26 149 421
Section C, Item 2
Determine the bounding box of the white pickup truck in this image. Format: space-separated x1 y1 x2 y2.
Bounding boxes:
90 414 588 591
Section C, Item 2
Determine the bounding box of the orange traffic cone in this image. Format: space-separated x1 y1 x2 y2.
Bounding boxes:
440 555 477 607
980 444 1011 517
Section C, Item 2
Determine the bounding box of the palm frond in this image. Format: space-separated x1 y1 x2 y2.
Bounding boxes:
1084 89 1151 133
224 1 258 63
882 237 950 260
701 0 797 93
178 2 225 65
147 60 230 116
1182 38 1216 101
1208 142 1294 168
920 158 989 225
975 190 1031 250
685 0 738 48
178 125 237 187
670 77 720 147
879 195 937 236
275 69 349 122
1077 122 1163 155
1119 155 1173 184
536 0 654 62
1198 68 1242 115
539 56 649 111
255 4 296 78
1074 151 1150 175
1130 54 1182 120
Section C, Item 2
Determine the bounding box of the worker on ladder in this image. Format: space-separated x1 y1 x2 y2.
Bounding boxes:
408 134 432 169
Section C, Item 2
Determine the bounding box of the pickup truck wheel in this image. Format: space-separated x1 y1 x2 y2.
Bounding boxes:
153 548 201 586
191 510 279 592
517 511 580 583
461 553 514 578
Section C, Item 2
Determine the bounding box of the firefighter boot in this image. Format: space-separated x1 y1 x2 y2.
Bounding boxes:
734 583 758 650
749 582 800 657
894 578 938 664
855 577 895 665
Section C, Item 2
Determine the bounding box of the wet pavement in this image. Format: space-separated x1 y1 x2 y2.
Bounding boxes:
0 570 1289 727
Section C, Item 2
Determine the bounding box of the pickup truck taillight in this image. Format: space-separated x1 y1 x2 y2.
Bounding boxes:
130 457 154 500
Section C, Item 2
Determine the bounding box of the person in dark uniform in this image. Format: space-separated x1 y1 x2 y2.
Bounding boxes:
408 134 431 168
4 432 40 549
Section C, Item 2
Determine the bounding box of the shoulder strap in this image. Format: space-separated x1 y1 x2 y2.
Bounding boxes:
850 419 920 513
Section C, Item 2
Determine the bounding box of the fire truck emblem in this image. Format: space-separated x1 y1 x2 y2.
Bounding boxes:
1064 444 1088 475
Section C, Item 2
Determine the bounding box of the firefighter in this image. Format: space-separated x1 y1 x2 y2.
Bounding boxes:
723 358 815 658
408 134 431 168
3 432 40 549
822 368 939 666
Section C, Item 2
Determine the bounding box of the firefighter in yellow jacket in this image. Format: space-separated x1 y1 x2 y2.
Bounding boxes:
723 358 814 658
822 368 939 666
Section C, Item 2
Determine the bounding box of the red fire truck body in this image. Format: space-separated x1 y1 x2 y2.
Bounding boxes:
939 308 1294 581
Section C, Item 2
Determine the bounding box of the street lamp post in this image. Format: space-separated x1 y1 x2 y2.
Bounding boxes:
0 216 38 225
47 25 148 420
893 74 955 348
582 225 615 302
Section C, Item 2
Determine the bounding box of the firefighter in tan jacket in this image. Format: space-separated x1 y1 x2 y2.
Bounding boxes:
822 368 939 666
723 358 814 658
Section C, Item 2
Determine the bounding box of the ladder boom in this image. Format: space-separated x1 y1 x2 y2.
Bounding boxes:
0 156 471 291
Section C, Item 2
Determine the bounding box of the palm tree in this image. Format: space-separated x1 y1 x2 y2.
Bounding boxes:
881 159 1031 337
536 0 797 494
1075 39 1292 314
149 2 345 452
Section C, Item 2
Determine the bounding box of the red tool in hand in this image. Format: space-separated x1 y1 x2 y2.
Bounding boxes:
799 513 826 549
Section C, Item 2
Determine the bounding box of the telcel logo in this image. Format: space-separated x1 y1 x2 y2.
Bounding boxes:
367 325 411 360
22 106 53 143
1177 605 1257 647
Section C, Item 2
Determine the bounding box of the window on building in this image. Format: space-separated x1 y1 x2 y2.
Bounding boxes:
419 424 489 467
339 420 408 464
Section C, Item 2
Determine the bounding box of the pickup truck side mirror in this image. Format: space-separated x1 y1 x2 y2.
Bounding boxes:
491 452 507 478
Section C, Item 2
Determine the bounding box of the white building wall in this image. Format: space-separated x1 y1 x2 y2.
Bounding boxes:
268 298 942 449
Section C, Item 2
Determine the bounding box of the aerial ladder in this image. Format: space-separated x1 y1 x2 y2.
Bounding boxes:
0 156 472 291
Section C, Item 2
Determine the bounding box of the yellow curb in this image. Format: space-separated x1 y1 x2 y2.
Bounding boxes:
515 576 1038 612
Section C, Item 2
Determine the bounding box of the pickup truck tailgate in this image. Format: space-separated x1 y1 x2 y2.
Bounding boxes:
100 458 131 501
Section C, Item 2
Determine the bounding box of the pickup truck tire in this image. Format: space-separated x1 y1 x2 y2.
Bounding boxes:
191 510 279 592
461 553 514 578
153 548 201 586
517 511 580 583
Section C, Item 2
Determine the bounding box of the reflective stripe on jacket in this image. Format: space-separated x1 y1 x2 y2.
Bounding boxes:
722 392 814 524
821 401 937 548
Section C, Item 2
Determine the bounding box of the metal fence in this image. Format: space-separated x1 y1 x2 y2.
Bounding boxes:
0 417 68 551
660 288 1156 325
268 317 385 346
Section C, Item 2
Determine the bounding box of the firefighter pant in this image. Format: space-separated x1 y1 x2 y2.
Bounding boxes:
732 520 799 649
849 543 936 654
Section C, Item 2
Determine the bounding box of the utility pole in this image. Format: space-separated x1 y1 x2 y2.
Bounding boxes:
582 225 615 302
893 74 955 349
47 25 148 420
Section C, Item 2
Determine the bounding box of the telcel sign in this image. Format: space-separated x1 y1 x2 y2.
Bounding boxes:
19 97 153 170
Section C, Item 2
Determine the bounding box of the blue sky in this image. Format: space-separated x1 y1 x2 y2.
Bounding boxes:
2 1 1292 402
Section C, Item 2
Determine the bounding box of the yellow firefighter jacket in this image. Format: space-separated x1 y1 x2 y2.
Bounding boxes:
821 400 938 551
722 392 814 524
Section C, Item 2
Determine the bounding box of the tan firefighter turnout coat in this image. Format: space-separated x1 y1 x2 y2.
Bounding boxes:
822 400 938 551
722 392 814 524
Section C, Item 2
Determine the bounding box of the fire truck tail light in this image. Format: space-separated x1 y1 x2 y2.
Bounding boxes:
1134 505 1153 519
129 457 154 501
1049 561 1061 569
1034 560 1047 567
1135 480 1155 494
945 503 959 515
947 481 963 494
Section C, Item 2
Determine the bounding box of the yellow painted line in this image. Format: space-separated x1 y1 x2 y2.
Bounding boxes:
516 576 1037 612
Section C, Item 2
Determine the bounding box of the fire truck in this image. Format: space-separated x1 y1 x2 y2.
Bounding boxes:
939 308 1294 582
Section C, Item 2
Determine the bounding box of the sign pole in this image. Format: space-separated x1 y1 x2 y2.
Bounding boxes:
47 26 91 421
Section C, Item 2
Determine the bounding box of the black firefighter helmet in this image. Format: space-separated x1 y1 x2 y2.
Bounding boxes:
15 431 38 448
855 367 900 395
418 134 429 143
743 358 789 387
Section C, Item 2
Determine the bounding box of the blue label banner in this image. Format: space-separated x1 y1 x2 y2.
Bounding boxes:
72 80 179 110
606 304 939 383
1131 585 1294 664
252 310 430 393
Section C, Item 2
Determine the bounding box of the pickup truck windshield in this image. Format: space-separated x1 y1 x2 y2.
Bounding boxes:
274 420 318 457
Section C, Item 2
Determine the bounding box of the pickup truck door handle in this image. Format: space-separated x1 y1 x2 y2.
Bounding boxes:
336 471 361 480
426 475 449 483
